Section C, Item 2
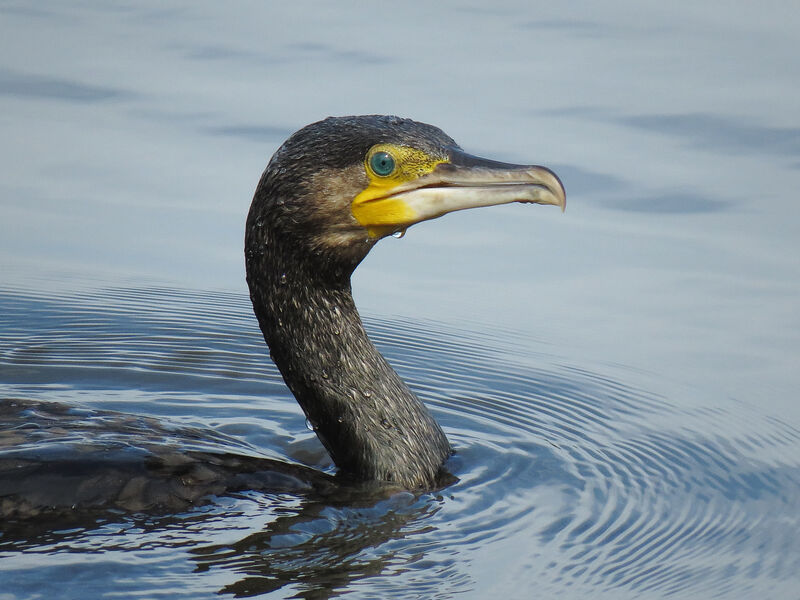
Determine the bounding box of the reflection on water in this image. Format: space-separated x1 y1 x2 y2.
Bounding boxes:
602 191 731 214
620 113 800 158
0 67 132 103
1 286 797 599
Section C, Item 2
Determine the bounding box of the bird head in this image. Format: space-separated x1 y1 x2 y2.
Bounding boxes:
247 115 565 274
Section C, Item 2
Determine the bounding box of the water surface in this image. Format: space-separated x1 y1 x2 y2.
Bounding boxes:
1 286 797 599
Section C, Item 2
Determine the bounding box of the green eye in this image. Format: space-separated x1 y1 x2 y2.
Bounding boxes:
369 151 396 176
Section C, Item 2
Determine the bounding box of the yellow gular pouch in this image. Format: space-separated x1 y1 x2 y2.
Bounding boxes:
351 143 448 238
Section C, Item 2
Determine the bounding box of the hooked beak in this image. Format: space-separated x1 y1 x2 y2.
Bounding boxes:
353 149 566 238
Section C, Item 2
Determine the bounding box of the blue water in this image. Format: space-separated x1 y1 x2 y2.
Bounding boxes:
1 2 799 599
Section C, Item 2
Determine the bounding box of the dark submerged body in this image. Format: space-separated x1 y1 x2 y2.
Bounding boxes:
0 398 337 519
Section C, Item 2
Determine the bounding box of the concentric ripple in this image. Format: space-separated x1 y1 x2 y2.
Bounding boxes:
1 285 798 599
374 318 800 599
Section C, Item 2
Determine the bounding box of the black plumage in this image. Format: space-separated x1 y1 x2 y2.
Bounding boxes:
245 115 565 488
245 117 457 488
0 115 565 518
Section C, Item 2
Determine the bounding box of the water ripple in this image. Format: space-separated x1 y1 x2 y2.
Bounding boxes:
1 285 798 598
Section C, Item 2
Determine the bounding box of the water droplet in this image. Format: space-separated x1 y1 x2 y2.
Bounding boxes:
332 328 341 335
279 273 287 285
305 418 316 431
362 390 372 398
255 218 264 228
392 229 406 239
380 418 391 429
337 416 344 423
321 370 329 380
277 318 283 327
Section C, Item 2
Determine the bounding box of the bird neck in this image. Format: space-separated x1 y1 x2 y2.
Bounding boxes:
245 235 452 489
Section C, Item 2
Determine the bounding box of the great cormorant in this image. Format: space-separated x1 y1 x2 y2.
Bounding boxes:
245 115 565 489
0 115 565 518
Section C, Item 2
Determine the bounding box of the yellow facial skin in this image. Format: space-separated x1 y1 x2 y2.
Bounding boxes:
350 143 566 240
351 144 448 237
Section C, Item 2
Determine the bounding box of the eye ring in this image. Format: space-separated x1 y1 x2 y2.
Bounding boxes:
369 150 396 177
